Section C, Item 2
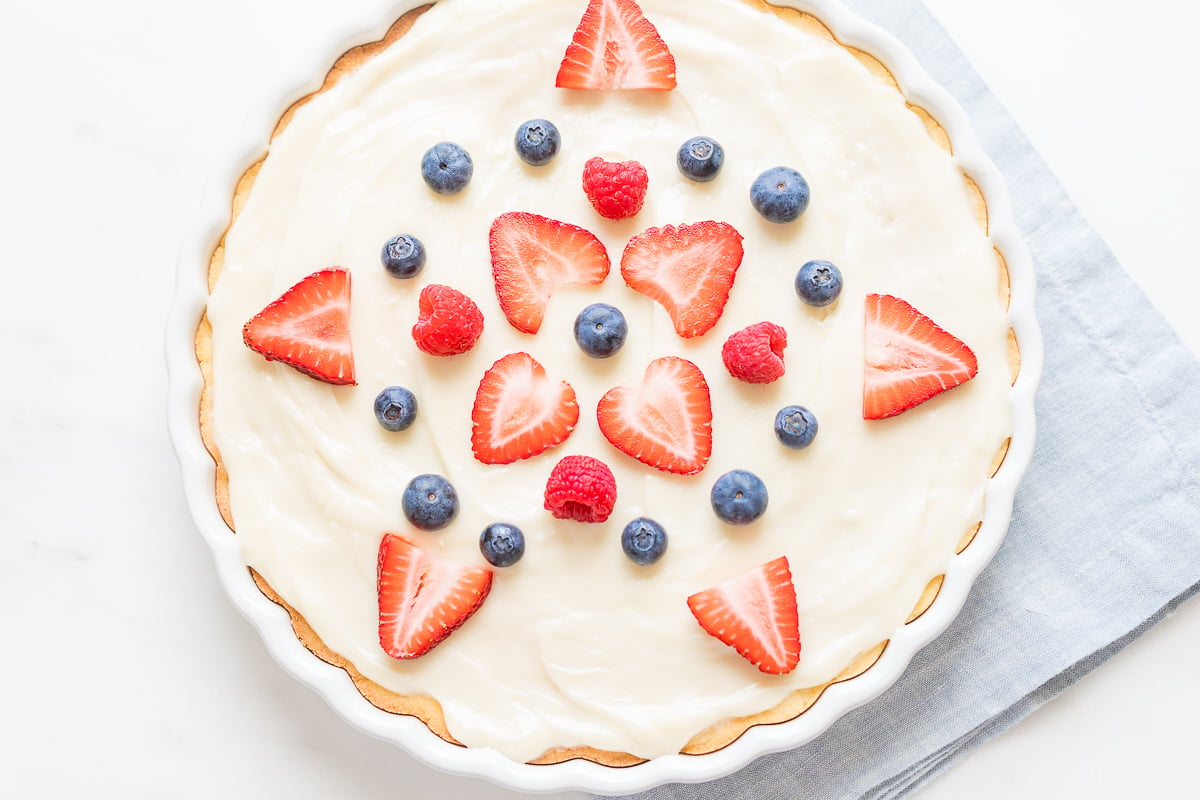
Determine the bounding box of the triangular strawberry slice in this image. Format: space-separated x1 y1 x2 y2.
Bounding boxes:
555 0 677 91
377 535 493 660
489 212 610 334
620 221 744 339
241 268 355 385
687 556 800 675
597 356 712 475
471 352 580 464
863 293 979 419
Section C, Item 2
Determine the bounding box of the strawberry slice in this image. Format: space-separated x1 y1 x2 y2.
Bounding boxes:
489 212 610 334
377 534 493 660
472 352 580 464
597 356 712 475
687 556 801 675
620 221 744 339
863 293 979 419
555 0 677 91
242 268 355 385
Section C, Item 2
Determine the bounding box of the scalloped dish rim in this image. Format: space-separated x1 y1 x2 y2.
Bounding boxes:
165 0 1044 793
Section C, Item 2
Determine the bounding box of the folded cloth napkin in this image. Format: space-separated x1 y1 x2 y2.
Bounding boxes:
611 1 1200 798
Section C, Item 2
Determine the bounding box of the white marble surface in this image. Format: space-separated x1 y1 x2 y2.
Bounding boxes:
1 0 1196 797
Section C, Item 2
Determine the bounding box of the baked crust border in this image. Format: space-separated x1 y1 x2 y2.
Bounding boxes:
195 0 1021 767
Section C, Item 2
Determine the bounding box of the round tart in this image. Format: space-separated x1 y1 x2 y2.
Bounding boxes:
186 0 1038 788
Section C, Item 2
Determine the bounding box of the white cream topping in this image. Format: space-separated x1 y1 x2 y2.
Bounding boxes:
207 0 1012 761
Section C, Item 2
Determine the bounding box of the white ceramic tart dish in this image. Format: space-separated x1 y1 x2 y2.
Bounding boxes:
166 0 1043 793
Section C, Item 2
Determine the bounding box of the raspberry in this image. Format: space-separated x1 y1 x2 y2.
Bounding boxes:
722 321 787 384
582 157 648 220
412 284 484 356
543 455 617 523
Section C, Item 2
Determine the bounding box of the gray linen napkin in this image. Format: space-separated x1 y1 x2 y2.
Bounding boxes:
609 1 1200 798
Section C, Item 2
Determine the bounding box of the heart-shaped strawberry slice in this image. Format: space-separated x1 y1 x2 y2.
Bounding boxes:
471 352 580 464
620 220 745 339
597 356 712 475
489 212 610 334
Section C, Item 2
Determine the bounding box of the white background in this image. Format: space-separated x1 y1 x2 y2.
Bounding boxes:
1 0 1197 797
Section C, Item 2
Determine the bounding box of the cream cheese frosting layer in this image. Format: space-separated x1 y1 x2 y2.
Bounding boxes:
206 0 1012 762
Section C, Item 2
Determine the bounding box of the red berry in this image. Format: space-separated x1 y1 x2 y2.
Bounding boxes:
412 284 484 356
377 535 493 660
543 455 618 523
582 157 648 220
471 353 579 464
489 212 610 334
555 0 677 91
863 294 978 419
620 221 744 338
242 268 356 385
722 321 788 384
597 356 712 475
687 556 801 674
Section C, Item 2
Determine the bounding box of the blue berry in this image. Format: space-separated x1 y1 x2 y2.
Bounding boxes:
381 234 426 279
621 517 668 566
774 405 818 449
374 386 418 432
710 470 769 525
677 136 724 182
402 474 459 531
795 260 842 307
421 142 473 194
479 522 525 567
514 119 561 166
573 303 628 359
750 166 810 223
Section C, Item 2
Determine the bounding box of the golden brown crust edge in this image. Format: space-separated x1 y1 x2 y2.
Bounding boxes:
195 0 1021 767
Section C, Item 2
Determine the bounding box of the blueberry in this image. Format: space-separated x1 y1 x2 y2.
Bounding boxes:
402 474 459 531
573 303 627 359
774 405 818 449
374 386 418 432
677 136 724 182
621 517 668 566
710 470 769 525
421 142 473 194
750 166 810 223
514 119 561 166
480 522 525 567
795 260 842 307
381 234 426 279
